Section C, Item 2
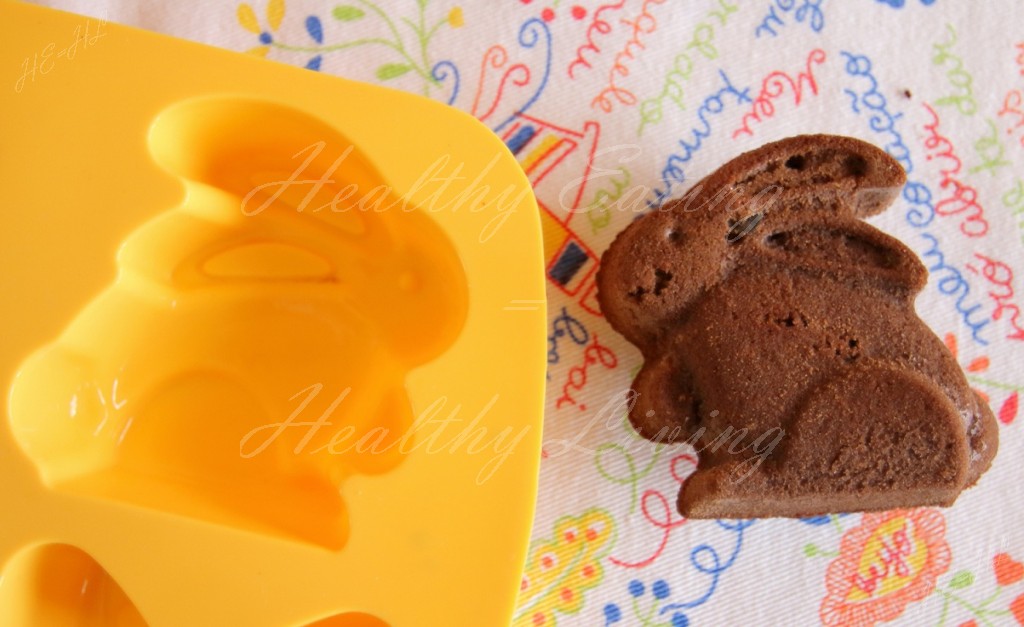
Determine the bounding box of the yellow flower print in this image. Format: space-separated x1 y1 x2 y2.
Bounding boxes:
447 7 464 28
513 509 615 626
237 0 286 57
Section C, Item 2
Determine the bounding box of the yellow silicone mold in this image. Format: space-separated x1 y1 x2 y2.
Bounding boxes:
0 2 546 626
11 95 469 551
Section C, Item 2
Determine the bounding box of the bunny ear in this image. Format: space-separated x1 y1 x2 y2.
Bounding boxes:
597 135 907 350
708 134 907 220
145 96 440 293
148 96 392 240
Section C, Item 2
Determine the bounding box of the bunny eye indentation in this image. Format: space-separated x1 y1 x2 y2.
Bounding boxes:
653 269 673 296
844 154 869 177
785 154 807 170
665 228 681 243
765 231 791 249
627 286 647 303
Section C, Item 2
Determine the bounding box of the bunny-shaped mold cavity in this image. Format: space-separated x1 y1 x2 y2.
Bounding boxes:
597 135 998 518
7 97 468 550
0 543 145 626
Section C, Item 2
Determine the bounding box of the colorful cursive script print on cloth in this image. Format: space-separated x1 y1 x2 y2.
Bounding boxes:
36 0 1024 623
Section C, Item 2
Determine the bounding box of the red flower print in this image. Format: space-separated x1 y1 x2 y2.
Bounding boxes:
820 509 951 626
995 553 1024 587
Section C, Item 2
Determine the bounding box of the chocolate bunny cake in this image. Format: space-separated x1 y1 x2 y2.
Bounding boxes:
597 135 997 518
